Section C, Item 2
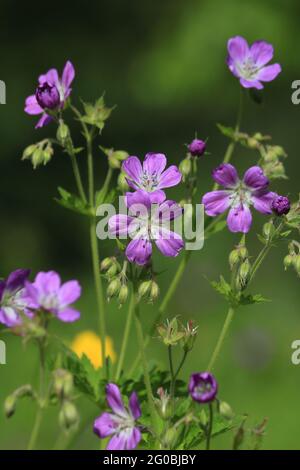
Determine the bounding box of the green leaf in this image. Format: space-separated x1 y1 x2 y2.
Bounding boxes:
239 293 270 306
211 276 235 303
55 187 94 217
217 123 236 140
95 188 117 207
81 96 114 131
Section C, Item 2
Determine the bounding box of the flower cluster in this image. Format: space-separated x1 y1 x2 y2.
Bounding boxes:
109 153 184 265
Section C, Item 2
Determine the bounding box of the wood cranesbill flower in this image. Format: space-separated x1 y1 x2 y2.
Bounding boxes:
109 190 184 266
24 61 75 128
202 164 276 233
24 271 81 322
227 36 281 89
122 152 182 203
94 383 141 450
188 372 218 404
0 269 31 327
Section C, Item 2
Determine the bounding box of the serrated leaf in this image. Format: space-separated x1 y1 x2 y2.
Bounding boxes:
239 293 270 306
95 188 116 207
55 187 94 217
211 276 233 302
217 123 236 140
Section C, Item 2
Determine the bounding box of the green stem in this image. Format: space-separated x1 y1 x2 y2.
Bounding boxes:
27 340 46 450
206 306 235 372
90 219 107 377
168 346 175 400
133 286 158 435
87 134 94 204
115 290 135 382
69 152 87 203
206 403 214 450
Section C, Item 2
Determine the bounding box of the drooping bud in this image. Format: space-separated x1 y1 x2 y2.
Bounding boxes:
107 278 121 300
36 82 60 110
57 120 70 144
149 281 160 303
237 259 251 290
106 264 119 279
100 257 114 272
155 388 172 420
4 395 17 418
138 280 152 300
229 249 240 270
188 138 206 157
59 401 79 431
262 221 275 239
53 369 74 399
283 254 294 270
118 284 129 306
219 401 234 420
22 140 54 169
117 172 130 192
179 158 192 180
294 255 300 275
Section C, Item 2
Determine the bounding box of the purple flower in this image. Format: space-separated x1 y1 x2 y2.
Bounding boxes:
272 195 290 216
24 271 81 322
202 164 276 233
0 269 31 328
188 372 218 404
122 153 182 203
227 36 281 90
109 190 184 266
24 61 75 128
94 383 141 450
188 139 206 157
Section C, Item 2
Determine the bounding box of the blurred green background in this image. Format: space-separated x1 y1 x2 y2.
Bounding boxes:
0 0 300 450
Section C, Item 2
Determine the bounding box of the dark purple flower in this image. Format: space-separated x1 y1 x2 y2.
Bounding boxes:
272 195 290 216
122 153 182 203
109 190 184 266
35 82 60 110
188 139 206 157
188 372 218 404
94 383 141 450
202 164 276 233
24 271 81 322
25 61 75 128
0 269 31 327
227 36 281 89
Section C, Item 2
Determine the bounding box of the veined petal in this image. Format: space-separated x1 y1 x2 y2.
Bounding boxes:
93 412 117 438
56 307 80 322
256 64 281 82
143 152 166 176
122 157 142 185
212 163 239 188
154 228 184 257
243 166 269 190
24 95 43 115
126 238 152 266
107 432 127 450
125 190 152 211
158 165 182 189
58 280 81 306
106 383 126 417
251 190 276 214
6 269 30 293
149 190 166 204
35 113 52 128
227 36 249 63
239 78 264 90
38 68 59 86
34 271 61 296
227 204 252 233
153 200 183 222
108 214 135 236
129 392 141 419
202 190 232 216
125 427 141 450
250 41 274 67
61 60 75 90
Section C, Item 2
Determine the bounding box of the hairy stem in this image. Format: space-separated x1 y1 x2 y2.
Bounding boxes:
69 151 87 202
115 290 135 382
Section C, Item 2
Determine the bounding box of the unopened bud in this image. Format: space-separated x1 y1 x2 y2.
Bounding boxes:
108 155 121 169
229 249 240 269
106 264 119 279
263 221 275 239
118 284 129 305
237 259 251 290
150 281 160 302
59 401 79 431
117 172 129 192
219 401 234 419
100 257 114 271
294 255 300 274
4 395 16 418
57 120 69 143
239 245 248 260
138 280 152 300
179 158 192 179
53 369 74 399
283 254 294 270
107 278 121 299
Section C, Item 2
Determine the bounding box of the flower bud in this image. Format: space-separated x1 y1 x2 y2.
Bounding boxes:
100 257 114 271
179 158 192 179
229 249 240 270
118 284 129 305
117 172 130 192
238 245 248 261
138 280 152 300
272 195 291 216
108 155 121 169
106 264 119 279
113 150 129 162
4 395 16 418
36 82 60 110
219 401 234 420
188 138 206 157
150 281 160 303
237 259 251 290
53 369 74 399
22 144 37 160
199 408 208 427
155 388 172 420
107 278 121 299
59 401 79 431
181 320 198 352
294 255 300 275
57 120 70 144
263 221 275 239
163 427 178 449
283 254 294 270
247 137 259 149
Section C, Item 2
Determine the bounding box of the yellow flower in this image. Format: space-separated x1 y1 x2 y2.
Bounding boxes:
71 330 116 369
